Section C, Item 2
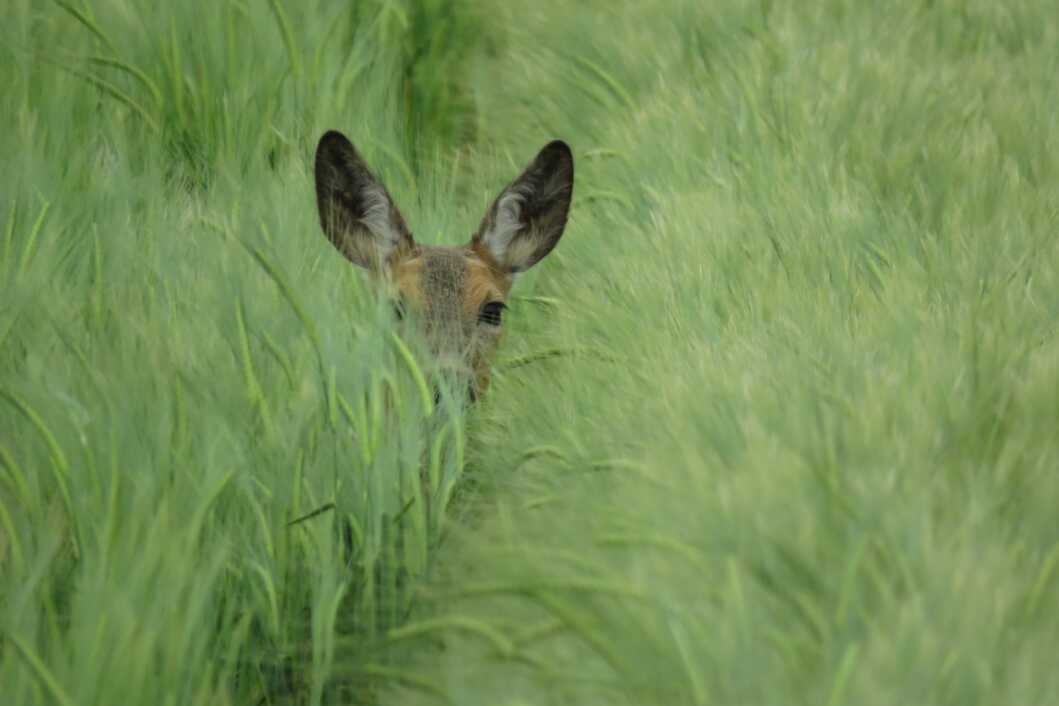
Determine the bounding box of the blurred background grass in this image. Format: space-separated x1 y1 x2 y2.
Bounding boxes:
2 1 1058 705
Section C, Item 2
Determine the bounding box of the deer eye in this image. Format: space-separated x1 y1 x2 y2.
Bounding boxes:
478 301 506 327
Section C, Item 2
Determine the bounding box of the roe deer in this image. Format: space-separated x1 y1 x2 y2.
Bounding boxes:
314 130 573 400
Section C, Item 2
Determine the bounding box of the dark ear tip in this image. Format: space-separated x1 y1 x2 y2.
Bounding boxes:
316 130 354 157
541 140 573 160
537 140 574 183
319 129 350 143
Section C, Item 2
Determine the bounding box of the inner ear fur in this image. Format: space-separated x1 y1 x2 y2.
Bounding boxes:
473 140 574 274
314 130 415 270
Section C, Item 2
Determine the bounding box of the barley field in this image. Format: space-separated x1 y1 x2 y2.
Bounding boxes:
2 1 1058 704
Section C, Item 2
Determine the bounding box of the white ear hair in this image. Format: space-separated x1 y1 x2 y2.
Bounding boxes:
479 184 531 263
359 183 404 252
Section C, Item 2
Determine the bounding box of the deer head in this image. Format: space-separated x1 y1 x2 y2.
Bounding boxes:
314 130 574 400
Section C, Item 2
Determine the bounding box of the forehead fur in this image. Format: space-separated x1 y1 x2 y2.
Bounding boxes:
391 246 511 314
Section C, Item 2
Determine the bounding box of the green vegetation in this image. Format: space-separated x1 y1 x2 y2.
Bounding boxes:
2 1 1057 704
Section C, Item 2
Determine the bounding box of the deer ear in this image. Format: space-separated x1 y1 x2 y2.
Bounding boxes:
473 141 573 274
314 130 415 270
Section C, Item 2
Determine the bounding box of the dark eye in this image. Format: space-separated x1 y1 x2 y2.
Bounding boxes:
478 301 506 326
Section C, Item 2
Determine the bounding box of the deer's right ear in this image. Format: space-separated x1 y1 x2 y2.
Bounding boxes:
473 140 573 274
314 130 415 270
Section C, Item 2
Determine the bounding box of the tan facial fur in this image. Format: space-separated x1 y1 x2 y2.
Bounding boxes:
314 130 573 400
388 246 511 393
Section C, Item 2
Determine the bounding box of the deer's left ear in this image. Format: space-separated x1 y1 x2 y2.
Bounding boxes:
473 141 573 274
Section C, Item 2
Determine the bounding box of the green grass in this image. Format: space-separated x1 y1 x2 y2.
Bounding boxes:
2 1 1058 704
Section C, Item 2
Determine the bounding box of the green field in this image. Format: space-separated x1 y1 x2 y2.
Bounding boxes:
2 1 1058 704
